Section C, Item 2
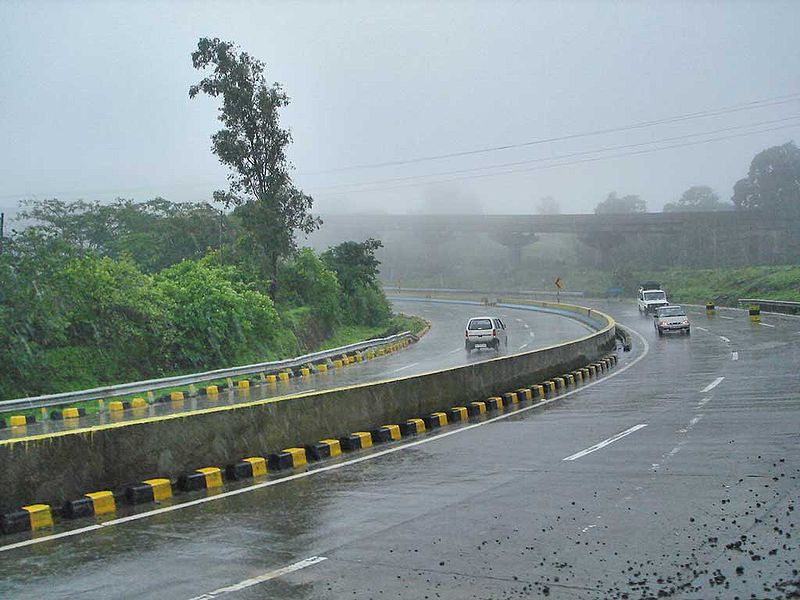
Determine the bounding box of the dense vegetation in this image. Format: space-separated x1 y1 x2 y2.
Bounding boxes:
0 198 400 401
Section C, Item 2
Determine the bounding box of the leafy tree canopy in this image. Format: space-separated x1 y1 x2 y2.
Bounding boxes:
190 37 320 294
732 141 800 215
594 192 647 214
663 186 732 212
321 238 383 294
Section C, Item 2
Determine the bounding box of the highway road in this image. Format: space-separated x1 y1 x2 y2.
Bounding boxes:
0 299 798 599
0 299 591 442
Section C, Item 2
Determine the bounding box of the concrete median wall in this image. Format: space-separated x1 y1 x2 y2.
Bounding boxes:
0 305 615 513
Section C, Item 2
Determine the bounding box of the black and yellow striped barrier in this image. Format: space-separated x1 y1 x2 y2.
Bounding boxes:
485 396 503 410
468 401 487 416
0 503 53 533
503 392 519 406
447 406 468 423
400 418 426 436
305 439 342 460
62 490 116 519
226 456 268 480
267 448 308 470
125 478 173 505
178 467 223 492
370 425 401 443
516 388 533 402
749 304 760 322
423 412 448 429
340 432 372 451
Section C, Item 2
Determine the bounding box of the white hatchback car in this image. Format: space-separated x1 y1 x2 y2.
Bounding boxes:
465 316 508 352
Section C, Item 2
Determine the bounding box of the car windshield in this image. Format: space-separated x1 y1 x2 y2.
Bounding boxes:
658 307 685 317
468 319 493 330
645 291 666 300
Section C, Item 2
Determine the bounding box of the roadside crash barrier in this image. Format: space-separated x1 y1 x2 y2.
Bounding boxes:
1 353 621 533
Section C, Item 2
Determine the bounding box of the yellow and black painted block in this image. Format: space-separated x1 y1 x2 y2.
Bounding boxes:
178 467 223 492
447 406 468 422
553 377 566 390
306 439 342 461
108 400 131 412
543 381 556 394
516 388 533 402
529 385 545 400
226 456 268 480
571 370 583 383
125 478 173 505
588 365 597 377
50 407 86 421
371 425 401 443
62 490 116 519
468 401 487 416
1 504 53 534
268 447 308 470
503 392 519 406
705 301 715 312
400 418 425 436
7 414 36 428
422 412 448 429
340 431 372 451
485 397 503 410
564 374 575 387
580 367 590 379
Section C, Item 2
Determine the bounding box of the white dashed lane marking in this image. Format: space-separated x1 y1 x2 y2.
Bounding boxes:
563 424 648 461
187 556 328 600
731 351 739 361
759 322 776 328
701 377 725 393
719 336 731 343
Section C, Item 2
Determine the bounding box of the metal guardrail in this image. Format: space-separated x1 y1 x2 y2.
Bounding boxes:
738 298 800 315
0 332 415 413
386 286 585 298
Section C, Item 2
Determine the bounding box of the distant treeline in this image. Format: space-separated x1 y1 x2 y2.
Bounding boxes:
0 198 391 400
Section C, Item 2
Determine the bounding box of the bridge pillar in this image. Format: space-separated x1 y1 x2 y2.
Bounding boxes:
488 231 539 267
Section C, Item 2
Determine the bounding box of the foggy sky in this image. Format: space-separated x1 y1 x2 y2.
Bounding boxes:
2 0 799 218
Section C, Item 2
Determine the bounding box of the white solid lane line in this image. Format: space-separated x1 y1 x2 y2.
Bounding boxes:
695 326 709 332
0 326 653 555
186 556 328 600
719 316 735 320
731 351 739 361
719 336 731 343
562 424 648 461
701 376 725 393
759 322 776 328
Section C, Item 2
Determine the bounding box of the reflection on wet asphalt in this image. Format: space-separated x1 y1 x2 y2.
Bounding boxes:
0 299 591 442
0 300 798 600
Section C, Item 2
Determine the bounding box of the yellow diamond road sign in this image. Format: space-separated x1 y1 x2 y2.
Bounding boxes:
554 277 563 289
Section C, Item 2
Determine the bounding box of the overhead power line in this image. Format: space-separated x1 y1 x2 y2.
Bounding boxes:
310 121 800 196
308 116 800 193
305 92 800 174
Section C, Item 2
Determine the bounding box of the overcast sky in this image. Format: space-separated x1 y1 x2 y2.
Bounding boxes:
2 0 799 217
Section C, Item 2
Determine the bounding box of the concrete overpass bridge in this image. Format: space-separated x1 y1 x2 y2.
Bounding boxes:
317 211 793 266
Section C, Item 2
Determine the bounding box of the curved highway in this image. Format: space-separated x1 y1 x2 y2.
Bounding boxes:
0 299 798 600
0 299 591 442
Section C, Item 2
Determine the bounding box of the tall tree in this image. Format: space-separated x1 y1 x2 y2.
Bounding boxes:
663 186 731 212
732 141 800 216
190 37 319 296
594 192 647 214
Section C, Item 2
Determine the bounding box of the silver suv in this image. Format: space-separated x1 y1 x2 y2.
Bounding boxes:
654 305 690 336
465 316 508 352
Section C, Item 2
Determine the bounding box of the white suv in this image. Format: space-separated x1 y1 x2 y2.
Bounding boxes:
638 284 669 314
465 316 508 352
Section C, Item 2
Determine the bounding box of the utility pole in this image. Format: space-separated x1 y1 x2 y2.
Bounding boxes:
0 212 4 255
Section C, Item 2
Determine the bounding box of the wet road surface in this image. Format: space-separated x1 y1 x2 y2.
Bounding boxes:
0 300 798 599
0 299 591 442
